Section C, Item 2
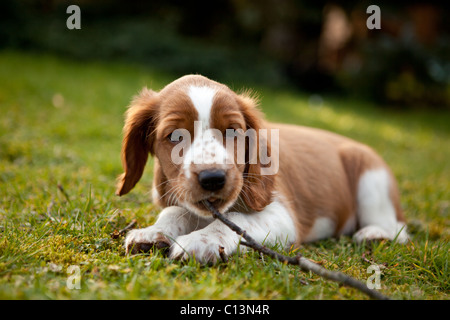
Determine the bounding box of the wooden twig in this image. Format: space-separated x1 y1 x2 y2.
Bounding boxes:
111 219 137 239
204 201 390 300
119 219 137 234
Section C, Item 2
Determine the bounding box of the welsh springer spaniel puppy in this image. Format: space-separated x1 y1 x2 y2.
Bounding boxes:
117 75 409 263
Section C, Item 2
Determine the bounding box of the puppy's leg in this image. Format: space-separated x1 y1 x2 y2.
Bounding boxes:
125 206 212 254
353 168 409 244
170 200 297 263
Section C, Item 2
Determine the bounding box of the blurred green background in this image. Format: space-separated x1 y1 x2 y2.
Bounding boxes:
1 0 449 109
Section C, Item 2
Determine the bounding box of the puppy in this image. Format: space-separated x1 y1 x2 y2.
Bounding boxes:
117 75 408 263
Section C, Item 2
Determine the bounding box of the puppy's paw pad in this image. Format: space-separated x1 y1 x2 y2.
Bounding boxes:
125 228 171 255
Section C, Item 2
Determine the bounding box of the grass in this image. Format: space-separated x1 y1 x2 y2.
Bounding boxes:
0 50 449 300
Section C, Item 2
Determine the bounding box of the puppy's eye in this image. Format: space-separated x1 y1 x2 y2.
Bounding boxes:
167 132 184 144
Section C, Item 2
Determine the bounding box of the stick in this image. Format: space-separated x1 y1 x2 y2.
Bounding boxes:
204 201 390 300
119 219 137 235
111 219 137 239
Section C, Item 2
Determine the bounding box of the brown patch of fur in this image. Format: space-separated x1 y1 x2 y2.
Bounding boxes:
235 93 275 212
116 88 159 196
272 124 404 243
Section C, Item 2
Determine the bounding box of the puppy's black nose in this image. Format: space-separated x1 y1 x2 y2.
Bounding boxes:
198 170 226 191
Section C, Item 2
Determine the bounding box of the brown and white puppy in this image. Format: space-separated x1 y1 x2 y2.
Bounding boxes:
117 75 408 263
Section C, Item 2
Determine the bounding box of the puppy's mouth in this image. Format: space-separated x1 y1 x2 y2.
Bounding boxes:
195 197 226 212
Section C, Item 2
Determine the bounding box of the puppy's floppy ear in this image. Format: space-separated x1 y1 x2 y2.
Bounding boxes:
116 88 159 196
237 92 275 212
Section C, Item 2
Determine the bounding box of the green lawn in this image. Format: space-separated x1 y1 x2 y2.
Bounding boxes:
0 50 448 300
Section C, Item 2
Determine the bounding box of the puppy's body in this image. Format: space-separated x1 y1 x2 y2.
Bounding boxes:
271 123 405 243
117 75 408 263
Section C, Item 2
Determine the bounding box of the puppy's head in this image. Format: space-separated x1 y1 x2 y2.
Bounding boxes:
116 75 274 216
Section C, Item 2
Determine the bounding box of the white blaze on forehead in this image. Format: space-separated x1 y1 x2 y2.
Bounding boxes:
188 86 216 128
183 85 230 177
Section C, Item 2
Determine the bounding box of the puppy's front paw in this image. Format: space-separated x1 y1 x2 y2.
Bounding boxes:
125 227 171 255
170 232 232 264
352 225 390 243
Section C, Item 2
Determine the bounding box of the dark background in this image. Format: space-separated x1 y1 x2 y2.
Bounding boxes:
1 0 449 109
